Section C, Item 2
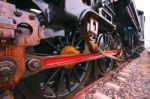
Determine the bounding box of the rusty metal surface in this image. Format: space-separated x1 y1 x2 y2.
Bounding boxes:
0 1 42 46
72 60 131 99
0 1 40 90
0 45 25 90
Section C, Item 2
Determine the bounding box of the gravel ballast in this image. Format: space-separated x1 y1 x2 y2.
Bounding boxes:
86 50 150 99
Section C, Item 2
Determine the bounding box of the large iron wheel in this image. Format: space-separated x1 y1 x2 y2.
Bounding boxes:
93 33 114 76
14 29 91 99
112 33 124 66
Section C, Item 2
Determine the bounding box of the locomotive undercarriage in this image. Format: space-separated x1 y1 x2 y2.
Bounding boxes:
0 0 144 99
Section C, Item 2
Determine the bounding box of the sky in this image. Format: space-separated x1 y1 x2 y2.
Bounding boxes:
135 0 150 47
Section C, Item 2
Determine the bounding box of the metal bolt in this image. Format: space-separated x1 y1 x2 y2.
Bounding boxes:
29 14 36 20
0 67 11 77
0 59 16 83
32 61 40 68
14 10 22 17
27 59 41 71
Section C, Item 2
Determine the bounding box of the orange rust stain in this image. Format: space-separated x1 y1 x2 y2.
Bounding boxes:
90 42 98 51
0 45 25 90
60 46 80 69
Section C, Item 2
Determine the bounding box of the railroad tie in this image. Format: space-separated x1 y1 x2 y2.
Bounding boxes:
117 76 127 83
105 82 120 91
118 72 129 77
92 92 111 99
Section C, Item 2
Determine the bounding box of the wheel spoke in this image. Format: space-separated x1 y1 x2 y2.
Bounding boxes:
71 33 76 45
105 35 108 48
66 70 71 92
75 38 83 48
65 33 69 45
92 61 98 78
78 64 87 72
14 88 26 99
98 64 105 74
42 68 60 89
55 70 65 97
58 37 64 47
103 59 108 71
45 40 60 52
102 35 105 49
98 64 104 73
72 69 80 83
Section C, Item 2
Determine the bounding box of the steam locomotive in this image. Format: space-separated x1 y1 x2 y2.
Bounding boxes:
0 0 144 99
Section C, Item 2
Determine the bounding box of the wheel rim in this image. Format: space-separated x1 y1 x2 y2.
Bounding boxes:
17 29 91 99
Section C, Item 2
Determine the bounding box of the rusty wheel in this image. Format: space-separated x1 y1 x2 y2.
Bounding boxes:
14 29 91 99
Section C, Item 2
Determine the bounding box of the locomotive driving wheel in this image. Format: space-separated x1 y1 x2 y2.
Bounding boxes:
113 33 124 65
94 33 114 76
14 29 91 99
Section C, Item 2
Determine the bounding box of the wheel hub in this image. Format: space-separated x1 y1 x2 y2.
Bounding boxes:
0 57 16 83
60 46 80 69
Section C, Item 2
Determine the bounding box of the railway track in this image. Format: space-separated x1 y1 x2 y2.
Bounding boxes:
72 60 131 99
73 50 150 99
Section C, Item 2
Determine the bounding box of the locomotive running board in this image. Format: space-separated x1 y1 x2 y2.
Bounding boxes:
25 50 122 77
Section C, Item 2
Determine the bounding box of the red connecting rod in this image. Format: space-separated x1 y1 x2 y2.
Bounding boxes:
42 50 120 69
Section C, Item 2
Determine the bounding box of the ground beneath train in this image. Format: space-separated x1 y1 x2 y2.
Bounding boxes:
85 50 150 99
